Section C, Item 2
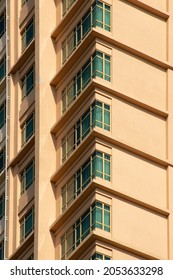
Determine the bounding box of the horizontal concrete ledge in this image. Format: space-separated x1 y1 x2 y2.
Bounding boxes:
68 232 161 260
51 0 86 39
51 80 168 136
9 232 34 260
10 40 35 74
50 181 169 233
9 135 35 168
50 29 173 88
50 130 172 184
51 0 169 41
125 0 169 19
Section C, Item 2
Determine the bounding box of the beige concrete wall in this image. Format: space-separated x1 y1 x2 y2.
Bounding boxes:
79 241 144 260
111 98 166 158
114 1 167 60
55 189 168 259
112 197 168 259
6 0 173 260
112 147 167 209
141 0 167 11
34 0 56 260
113 48 167 110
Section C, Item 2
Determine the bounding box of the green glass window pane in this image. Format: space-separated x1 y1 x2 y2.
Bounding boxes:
82 10 91 37
67 30 76 56
95 5 103 28
91 101 96 128
20 224 25 241
105 59 110 81
96 151 102 157
0 195 4 220
76 222 80 246
105 8 110 31
62 44 66 63
92 152 96 178
67 129 75 155
104 210 110 227
95 154 103 178
0 12 5 38
82 109 90 139
0 149 5 172
25 213 33 236
82 159 91 189
0 58 5 81
26 163 33 189
92 1 97 27
26 21 34 46
95 101 102 128
82 60 91 88
26 116 34 141
67 78 76 105
93 53 103 78
62 189 66 210
0 103 5 129
62 90 66 112
104 159 110 181
67 177 75 205
96 201 102 208
77 24 81 44
66 230 75 254
0 241 4 260
96 253 103 260
105 256 111 260
76 170 81 195
26 69 34 95
82 210 90 240
95 206 102 229
105 154 110 160
104 105 110 131
62 139 66 162
92 203 96 229
77 71 81 94
76 120 80 145
104 205 110 211
61 239 65 258
92 252 103 260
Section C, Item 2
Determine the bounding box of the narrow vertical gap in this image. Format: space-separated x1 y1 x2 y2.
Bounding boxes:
4 0 9 261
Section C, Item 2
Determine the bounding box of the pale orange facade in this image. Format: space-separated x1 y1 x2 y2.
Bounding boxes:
0 0 173 260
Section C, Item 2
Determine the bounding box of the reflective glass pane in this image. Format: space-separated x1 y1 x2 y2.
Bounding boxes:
82 109 90 139
26 163 33 189
82 10 91 37
82 210 90 240
82 159 91 188
25 213 33 236
82 60 91 88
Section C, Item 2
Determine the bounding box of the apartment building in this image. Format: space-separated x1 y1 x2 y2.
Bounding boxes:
0 0 173 260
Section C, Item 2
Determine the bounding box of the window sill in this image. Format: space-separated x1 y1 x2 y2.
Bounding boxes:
51 78 111 136
10 39 35 74
18 182 35 215
50 179 111 233
51 0 86 40
9 231 34 260
9 134 35 168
